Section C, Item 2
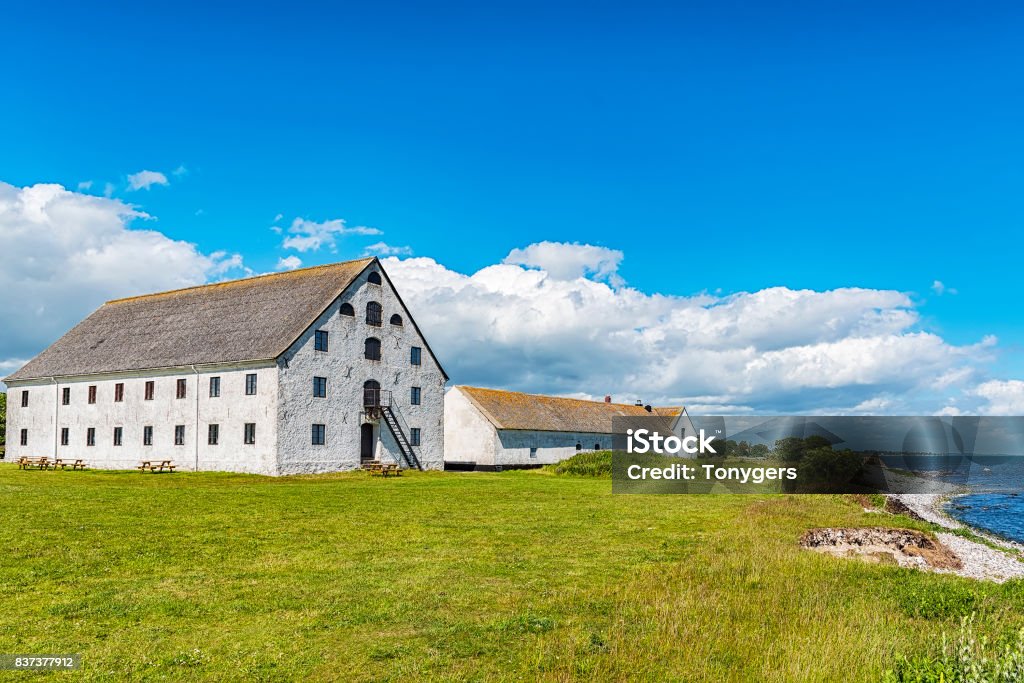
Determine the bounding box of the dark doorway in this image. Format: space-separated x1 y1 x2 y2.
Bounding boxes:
360 423 375 463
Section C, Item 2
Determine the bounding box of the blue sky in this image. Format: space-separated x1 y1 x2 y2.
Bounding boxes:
2 1 1023 410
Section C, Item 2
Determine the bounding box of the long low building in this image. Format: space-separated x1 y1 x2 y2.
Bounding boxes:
4 258 447 474
443 385 689 470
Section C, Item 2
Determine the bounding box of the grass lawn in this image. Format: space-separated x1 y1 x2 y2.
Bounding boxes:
1 464 1022 682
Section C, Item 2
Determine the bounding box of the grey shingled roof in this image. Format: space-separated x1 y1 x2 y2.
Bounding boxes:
6 259 375 381
458 386 682 433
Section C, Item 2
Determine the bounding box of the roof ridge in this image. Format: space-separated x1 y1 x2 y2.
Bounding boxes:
106 257 376 304
457 385 672 410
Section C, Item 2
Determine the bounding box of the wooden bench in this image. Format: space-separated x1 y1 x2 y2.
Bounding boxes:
381 464 402 478
137 460 177 473
18 457 50 470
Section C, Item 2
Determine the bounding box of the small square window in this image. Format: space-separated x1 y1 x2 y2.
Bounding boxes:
114 383 125 402
86 428 96 447
176 379 187 399
60 428 69 446
244 423 256 445
410 427 421 447
20 429 28 446
113 427 123 446
208 424 219 446
245 373 257 396
410 346 422 366
20 390 28 407
145 381 155 401
62 387 70 405
410 386 421 405
313 376 327 398
210 376 221 398
312 423 326 446
88 386 97 404
314 330 329 352
143 426 153 446
174 425 186 446
529 447 538 459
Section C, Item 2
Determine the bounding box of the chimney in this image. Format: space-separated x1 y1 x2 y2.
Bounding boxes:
635 399 643 406
604 395 612 403
644 404 652 413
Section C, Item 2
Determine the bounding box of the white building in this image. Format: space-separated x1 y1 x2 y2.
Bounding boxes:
4 258 448 475
444 386 689 470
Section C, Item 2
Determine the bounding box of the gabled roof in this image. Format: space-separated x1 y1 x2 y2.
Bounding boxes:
6 258 376 381
457 386 682 434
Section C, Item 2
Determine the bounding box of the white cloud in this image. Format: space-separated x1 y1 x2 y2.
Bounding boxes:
0 181 247 384
77 180 93 191
103 182 115 197
932 280 958 296
503 241 624 283
171 165 188 177
384 249 999 413
970 380 1024 415
281 217 382 253
363 242 413 257
276 255 303 271
127 170 169 191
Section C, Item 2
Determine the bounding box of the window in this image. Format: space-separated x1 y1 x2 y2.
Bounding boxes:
174 425 186 446
314 330 329 352
88 386 97 404
410 346 422 366
410 427 421 447
61 428 69 446
87 428 96 447
145 381 155 401
209 376 221 398
21 390 29 407
390 313 403 326
594 443 601 451
208 424 219 446
529 447 538 459
62 387 70 405
176 378 187 399
143 426 153 446
340 302 355 317
313 376 327 398
20 429 28 446
114 383 125 402
312 423 326 446
114 427 123 446
576 443 582 451
367 271 382 285
366 301 383 326
246 373 258 395
410 386 421 405
364 337 381 361
244 423 256 445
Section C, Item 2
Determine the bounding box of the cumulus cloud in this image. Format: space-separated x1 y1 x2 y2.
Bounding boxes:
384 250 999 413
969 380 1024 415
503 241 624 284
363 242 413 257
281 217 382 253
127 170 169 191
276 255 303 271
0 181 246 382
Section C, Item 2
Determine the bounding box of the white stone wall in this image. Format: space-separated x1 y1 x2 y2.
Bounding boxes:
4 364 279 473
443 386 500 466
276 264 446 473
495 429 615 466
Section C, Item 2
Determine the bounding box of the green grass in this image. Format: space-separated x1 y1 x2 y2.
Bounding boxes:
1 464 1022 682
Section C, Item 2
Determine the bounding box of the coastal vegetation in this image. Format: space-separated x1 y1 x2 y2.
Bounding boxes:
1 464 1022 681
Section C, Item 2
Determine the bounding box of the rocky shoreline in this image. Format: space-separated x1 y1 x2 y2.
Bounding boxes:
887 494 1024 583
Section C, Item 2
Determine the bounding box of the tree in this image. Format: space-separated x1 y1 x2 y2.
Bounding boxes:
773 437 806 462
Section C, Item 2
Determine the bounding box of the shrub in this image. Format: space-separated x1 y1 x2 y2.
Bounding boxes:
546 451 612 477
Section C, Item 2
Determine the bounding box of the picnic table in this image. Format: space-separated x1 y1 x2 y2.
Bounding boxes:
18 456 50 470
51 458 88 470
137 460 177 473
366 462 402 478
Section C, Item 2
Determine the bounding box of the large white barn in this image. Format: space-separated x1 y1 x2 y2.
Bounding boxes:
443 386 688 470
4 258 447 475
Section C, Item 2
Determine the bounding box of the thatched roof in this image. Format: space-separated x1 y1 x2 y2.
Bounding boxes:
457 386 682 433
7 259 375 381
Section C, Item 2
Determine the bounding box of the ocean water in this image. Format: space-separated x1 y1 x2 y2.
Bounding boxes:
944 494 1024 544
